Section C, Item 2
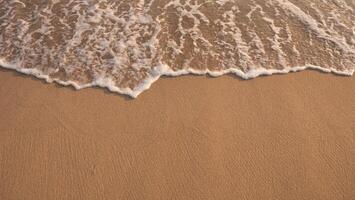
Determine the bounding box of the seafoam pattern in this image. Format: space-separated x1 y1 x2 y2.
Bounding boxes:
0 0 354 97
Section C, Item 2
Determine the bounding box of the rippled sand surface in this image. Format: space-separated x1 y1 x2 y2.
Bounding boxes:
0 0 354 97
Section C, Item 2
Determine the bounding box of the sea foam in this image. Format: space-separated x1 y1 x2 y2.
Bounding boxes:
0 0 354 98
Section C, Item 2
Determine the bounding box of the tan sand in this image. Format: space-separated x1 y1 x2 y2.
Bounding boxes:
0 68 354 200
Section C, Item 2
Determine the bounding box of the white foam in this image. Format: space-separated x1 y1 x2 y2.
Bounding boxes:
1 59 353 98
0 0 354 98
274 0 355 54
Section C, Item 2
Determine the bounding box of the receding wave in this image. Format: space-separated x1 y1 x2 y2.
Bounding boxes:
0 0 354 97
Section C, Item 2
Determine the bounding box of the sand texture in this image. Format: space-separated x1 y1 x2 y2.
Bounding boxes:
0 69 354 200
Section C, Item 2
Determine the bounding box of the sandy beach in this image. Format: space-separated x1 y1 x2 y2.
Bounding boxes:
0 68 354 200
1 0 355 199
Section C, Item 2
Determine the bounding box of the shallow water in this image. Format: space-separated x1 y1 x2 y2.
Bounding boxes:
0 0 354 97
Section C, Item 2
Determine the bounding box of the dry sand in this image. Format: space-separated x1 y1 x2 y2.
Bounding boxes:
0 68 354 200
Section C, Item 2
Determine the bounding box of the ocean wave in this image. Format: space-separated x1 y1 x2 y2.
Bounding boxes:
1 0 354 97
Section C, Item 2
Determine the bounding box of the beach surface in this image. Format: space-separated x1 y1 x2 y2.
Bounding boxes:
0 69 354 200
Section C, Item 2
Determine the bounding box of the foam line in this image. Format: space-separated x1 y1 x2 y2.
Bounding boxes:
1 59 353 98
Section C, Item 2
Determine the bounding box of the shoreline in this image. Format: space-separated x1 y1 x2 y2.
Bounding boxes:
0 68 354 200
1 60 354 98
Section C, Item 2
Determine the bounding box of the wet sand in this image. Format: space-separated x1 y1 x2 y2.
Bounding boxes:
1 0 354 96
0 69 354 200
